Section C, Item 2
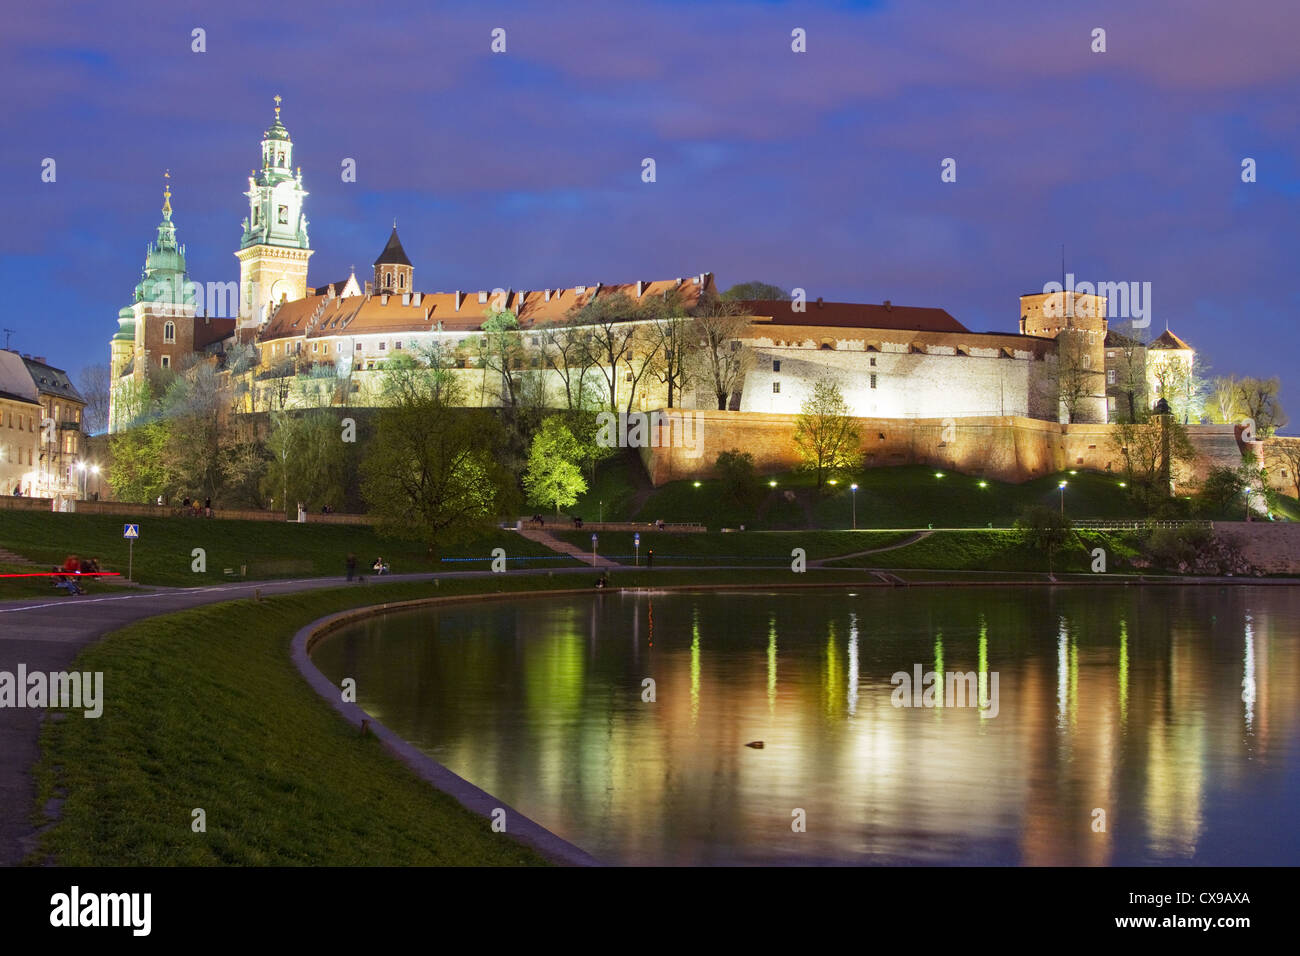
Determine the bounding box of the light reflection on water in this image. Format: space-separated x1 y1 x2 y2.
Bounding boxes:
312 587 1300 866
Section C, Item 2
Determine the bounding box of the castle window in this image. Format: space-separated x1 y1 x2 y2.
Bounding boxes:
399 273 405 290
1107 369 1116 385
870 373 877 389
356 343 362 351
278 205 288 224
312 343 318 353
395 341 402 350
772 382 781 394
252 208 259 225
385 272 391 288
869 356 876 367
773 360 781 372
164 321 176 344
379 342 386 350
161 356 170 369
1081 353 1091 368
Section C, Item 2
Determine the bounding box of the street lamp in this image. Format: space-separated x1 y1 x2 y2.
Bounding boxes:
850 482 858 530
91 464 100 500
1058 480 1067 515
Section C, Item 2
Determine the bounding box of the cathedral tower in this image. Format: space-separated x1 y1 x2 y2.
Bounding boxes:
1020 289 1108 424
235 95 313 330
373 225 413 294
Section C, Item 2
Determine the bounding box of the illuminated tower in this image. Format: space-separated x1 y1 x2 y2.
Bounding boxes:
235 95 313 330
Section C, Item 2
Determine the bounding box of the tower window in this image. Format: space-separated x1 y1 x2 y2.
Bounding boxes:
163 321 175 344
773 360 781 372
356 343 362 351
870 373 877 389
161 355 170 369
772 382 781 394
869 356 876 367
278 205 288 224
399 273 405 290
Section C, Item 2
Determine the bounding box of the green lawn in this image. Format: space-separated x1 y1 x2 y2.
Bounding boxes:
823 529 1149 575
561 462 1151 530
552 529 916 565
29 568 871 866
0 512 575 589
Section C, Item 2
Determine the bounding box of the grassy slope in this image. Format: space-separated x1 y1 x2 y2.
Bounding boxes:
552 529 915 565
30 569 866 866
823 529 1149 574
0 512 574 588
568 462 1149 530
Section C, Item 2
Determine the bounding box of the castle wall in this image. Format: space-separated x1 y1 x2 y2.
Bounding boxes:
639 411 1252 487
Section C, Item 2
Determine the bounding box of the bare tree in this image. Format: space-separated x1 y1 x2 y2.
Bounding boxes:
1235 376 1288 436
691 297 753 410
1267 438 1300 498
77 363 111 435
538 318 599 410
1056 331 1101 423
574 292 640 412
644 295 695 408
1207 374 1242 424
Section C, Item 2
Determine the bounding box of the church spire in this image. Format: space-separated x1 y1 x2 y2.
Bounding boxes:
162 169 172 220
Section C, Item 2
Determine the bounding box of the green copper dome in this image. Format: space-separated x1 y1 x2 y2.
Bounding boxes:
124 176 195 310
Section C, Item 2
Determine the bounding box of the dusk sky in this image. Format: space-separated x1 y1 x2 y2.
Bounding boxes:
2 0 1296 417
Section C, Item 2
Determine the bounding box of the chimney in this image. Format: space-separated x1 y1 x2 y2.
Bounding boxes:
816 297 824 308
401 293 410 306
544 289 552 302
364 280 373 295
381 294 389 305
478 291 488 304
34 356 45 364
636 280 645 298
454 291 463 311
883 299 892 310
413 292 422 306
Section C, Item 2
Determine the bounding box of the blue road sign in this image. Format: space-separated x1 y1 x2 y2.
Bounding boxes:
591 533 598 544
123 524 140 539
634 533 640 544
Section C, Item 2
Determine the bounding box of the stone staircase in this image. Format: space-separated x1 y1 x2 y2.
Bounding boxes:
0 548 35 566
517 528 620 568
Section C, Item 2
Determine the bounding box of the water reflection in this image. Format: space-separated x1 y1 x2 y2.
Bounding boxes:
312 587 1300 866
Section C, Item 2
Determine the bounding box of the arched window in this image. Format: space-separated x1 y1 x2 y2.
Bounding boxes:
164 321 176 344
399 272 405 290
385 272 392 288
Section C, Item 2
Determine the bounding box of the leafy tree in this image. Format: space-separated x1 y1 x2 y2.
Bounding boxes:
715 448 762 510
261 409 349 516
361 392 512 555
1199 465 1246 515
107 420 169 502
564 407 615 481
722 281 790 301
793 378 862 489
523 416 587 515
1108 333 1148 423
574 292 641 412
217 417 267 508
1235 376 1287 436
1016 504 1073 558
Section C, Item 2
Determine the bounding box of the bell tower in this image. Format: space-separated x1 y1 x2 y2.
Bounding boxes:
235 95 313 330
373 224 413 294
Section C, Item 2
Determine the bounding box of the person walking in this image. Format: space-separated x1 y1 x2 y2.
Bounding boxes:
646 548 654 569
346 553 357 582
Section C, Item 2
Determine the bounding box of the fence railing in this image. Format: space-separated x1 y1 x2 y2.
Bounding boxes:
1074 519 1214 530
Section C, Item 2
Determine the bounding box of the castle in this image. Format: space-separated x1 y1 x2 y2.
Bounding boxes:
108 99 1196 436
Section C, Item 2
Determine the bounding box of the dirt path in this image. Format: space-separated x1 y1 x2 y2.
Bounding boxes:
810 530 932 566
517 528 620 567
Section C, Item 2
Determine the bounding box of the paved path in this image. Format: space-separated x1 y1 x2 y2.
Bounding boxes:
0 569 526 866
810 531 931 566
518 527 620 567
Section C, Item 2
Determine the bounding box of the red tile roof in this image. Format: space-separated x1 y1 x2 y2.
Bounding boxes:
738 299 969 334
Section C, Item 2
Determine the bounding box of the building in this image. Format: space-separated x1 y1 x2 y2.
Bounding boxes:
108 97 1198 432
21 356 87 498
0 350 42 496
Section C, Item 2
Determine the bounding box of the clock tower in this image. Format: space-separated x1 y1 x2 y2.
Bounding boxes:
235 95 313 330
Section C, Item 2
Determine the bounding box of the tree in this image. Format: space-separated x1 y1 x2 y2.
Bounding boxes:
715 449 762 510
476 310 525 408
217 417 266 508
1110 418 1197 511
1204 374 1239 424
361 392 512 555
620 323 662 413
261 409 348 515
159 363 223 502
1199 465 1246 515
644 292 695 409
1015 505 1073 574
1056 331 1101 423
1235 376 1287 436
793 378 862 489
1266 438 1300 499
77 363 111 435
722 281 790 301
538 318 599 410
575 292 640 412
1109 334 1148 423
107 420 169 502
691 296 753 411
523 416 587 515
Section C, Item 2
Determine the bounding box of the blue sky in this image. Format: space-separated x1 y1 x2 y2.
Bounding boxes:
1 0 1296 409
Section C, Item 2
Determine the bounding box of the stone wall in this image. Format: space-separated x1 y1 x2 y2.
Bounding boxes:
1214 523 1300 574
639 410 1254 487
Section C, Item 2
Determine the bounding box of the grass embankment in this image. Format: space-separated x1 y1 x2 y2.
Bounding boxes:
572 457 1151 530
0 512 573 589
30 568 867 866
553 529 916 565
823 529 1149 575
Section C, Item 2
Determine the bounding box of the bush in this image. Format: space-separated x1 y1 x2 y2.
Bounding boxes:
715 449 762 511
1015 504 1073 553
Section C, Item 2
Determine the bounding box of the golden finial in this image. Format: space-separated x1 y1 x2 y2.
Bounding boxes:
162 169 172 215
274 94 282 119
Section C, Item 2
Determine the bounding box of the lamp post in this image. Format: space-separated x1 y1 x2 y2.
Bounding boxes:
850 483 858 530
91 464 100 500
1058 480 1067 516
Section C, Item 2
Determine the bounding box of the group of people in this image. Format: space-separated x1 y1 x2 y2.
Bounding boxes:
52 554 100 596
179 496 214 517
